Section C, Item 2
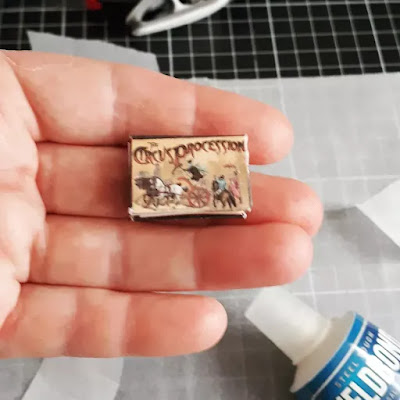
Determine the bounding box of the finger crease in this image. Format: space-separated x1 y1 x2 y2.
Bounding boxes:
192 227 204 289
190 83 199 136
63 288 81 356
115 224 130 291
123 295 138 355
108 63 127 143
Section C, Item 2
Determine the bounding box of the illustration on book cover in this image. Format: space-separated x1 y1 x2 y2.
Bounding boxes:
129 135 252 220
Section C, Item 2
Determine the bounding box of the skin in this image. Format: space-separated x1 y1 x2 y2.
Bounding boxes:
0 50 323 359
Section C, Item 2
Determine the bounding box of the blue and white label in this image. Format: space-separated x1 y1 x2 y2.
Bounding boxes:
295 314 400 399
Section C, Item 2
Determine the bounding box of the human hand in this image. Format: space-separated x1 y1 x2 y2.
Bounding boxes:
0 51 322 358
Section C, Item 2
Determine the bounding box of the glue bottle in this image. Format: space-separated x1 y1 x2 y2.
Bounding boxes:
245 287 400 399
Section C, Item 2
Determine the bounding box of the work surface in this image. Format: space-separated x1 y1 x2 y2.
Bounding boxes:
1 1 400 400
1 73 400 400
1 0 400 78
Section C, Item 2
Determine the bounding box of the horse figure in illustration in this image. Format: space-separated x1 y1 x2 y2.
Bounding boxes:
135 176 186 208
212 179 236 209
135 176 159 208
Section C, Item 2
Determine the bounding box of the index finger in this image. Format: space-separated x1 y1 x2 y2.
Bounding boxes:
3 51 293 164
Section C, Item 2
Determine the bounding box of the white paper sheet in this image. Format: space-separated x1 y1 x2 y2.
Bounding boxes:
27 31 159 72
22 358 123 400
357 179 400 248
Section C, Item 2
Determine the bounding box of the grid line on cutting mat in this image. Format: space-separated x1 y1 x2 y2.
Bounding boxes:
1 0 400 78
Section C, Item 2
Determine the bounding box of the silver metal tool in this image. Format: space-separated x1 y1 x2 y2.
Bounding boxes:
125 0 230 36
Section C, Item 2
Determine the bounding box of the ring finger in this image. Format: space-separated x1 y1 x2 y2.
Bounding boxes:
30 216 313 292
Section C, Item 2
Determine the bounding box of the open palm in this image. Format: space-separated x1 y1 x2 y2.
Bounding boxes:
0 51 322 358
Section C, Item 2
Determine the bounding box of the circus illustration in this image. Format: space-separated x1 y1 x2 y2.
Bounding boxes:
129 135 251 219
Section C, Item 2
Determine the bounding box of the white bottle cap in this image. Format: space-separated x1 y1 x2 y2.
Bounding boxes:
245 287 331 365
